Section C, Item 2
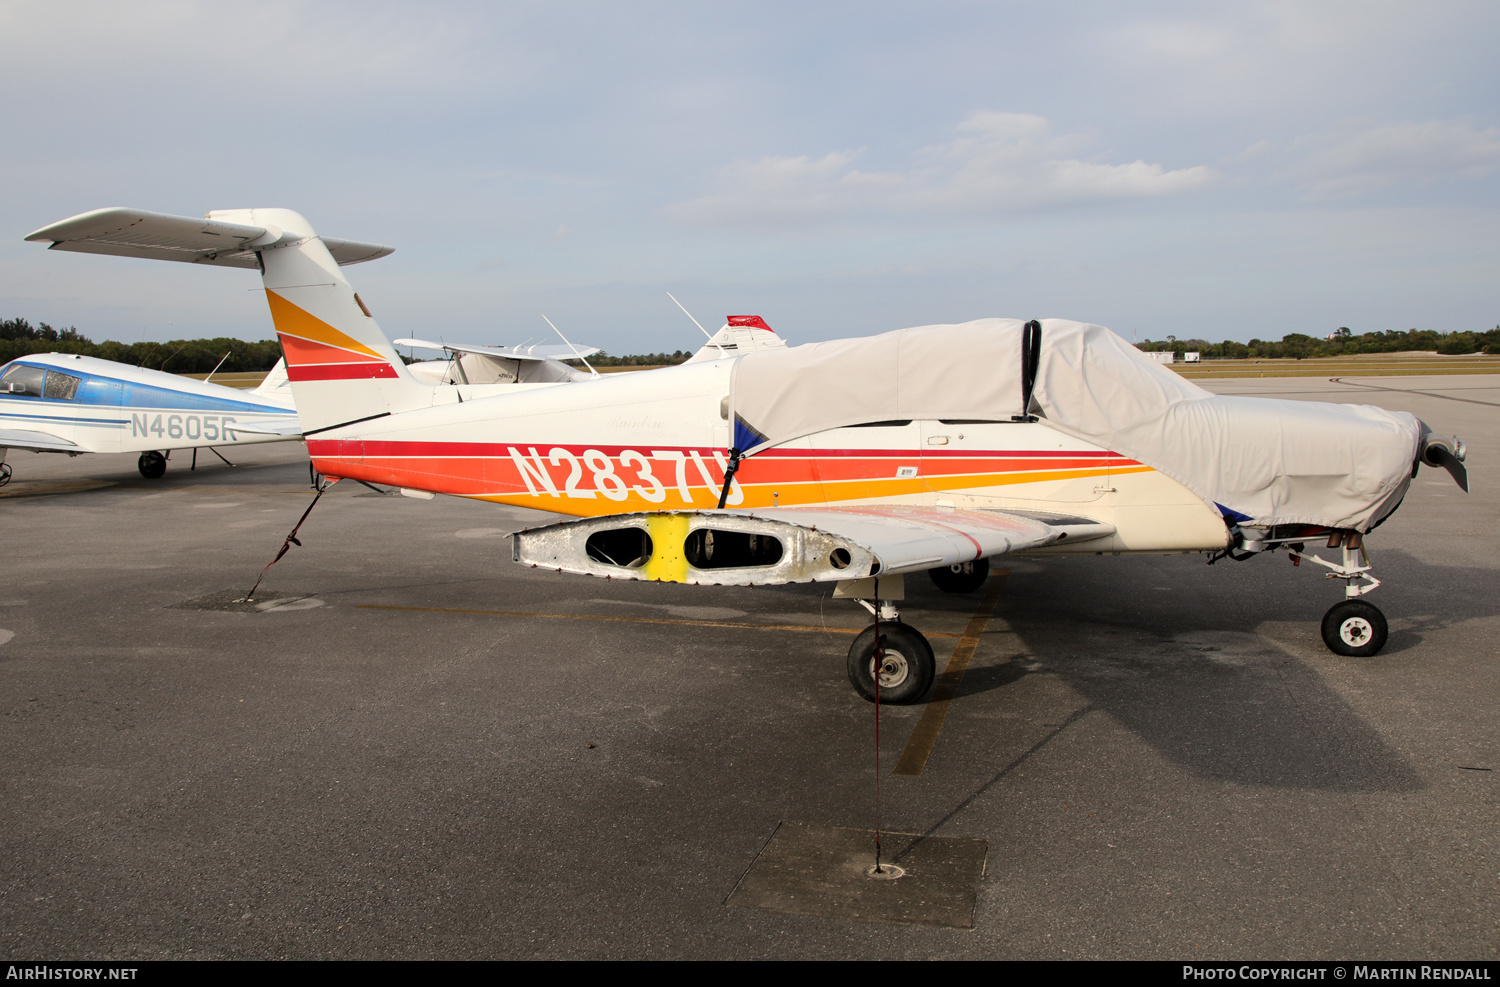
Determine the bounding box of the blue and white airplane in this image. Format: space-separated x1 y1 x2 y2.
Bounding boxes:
0 351 299 485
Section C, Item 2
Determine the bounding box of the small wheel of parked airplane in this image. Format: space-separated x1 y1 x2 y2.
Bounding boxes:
1321 599 1388 657
847 623 935 705
138 450 167 479
928 557 990 594
0 462 11 487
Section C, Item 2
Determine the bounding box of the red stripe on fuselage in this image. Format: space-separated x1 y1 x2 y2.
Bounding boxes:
287 362 401 382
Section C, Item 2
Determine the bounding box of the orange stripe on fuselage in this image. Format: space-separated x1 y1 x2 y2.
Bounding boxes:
305 440 1148 517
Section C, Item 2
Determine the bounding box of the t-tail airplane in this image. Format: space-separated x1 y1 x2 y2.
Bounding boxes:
27 207 1470 704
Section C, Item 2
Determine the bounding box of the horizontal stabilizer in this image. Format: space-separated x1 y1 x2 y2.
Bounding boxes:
25 208 393 269
222 418 302 437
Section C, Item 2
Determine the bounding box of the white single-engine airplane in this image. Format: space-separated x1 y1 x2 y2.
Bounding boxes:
0 350 300 484
27 207 1470 704
395 338 601 387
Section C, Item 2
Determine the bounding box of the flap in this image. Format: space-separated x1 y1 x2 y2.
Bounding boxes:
740 506 1111 574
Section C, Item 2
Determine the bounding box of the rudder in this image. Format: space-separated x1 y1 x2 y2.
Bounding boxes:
221 208 429 432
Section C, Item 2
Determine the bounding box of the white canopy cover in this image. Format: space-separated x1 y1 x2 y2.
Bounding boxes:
728 318 1423 531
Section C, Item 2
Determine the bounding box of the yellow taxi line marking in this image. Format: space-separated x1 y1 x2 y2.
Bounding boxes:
355 603 965 638
893 571 1010 777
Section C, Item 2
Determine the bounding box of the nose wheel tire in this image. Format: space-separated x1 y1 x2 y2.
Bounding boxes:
847 623 935 705
138 451 167 479
928 557 990 594
1321 600 1388 657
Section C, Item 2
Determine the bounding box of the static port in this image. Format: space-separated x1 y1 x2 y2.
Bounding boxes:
829 548 852 569
684 528 783 569
586 527 653 568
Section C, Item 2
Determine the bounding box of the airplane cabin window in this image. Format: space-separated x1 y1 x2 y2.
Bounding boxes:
44 370 82 401
0 363 45 397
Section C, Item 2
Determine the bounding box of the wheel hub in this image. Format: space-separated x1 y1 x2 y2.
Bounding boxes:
869 649 910 688
1339 617 1373 647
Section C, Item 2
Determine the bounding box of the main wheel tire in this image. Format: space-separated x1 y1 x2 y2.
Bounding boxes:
928 557 990 594
846 623 936 705
138 451 167 479
1321 599 1388 657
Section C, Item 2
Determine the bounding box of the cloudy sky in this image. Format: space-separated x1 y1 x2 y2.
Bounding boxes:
1 1 1496 351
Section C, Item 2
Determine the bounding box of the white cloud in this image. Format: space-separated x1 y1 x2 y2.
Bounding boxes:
1284 120 1500 200
668 111 1217 229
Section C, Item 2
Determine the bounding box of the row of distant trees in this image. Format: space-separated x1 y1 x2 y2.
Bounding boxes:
578 349 693 367
1 318 284 373
1138 326 1500 358
6 317 1499 372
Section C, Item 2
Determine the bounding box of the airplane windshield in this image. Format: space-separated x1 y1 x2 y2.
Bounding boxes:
0 363 45 397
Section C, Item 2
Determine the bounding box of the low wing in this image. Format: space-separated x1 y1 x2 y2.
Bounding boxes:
222 418 302 437
513 506 1113 586
746 506 1112 575
0 428 92 453
393 338 601 362
25 207 392 269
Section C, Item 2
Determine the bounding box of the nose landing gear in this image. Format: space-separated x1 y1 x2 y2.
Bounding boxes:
928 557 990 594
1321 599 1388 657
1287 539 1388 657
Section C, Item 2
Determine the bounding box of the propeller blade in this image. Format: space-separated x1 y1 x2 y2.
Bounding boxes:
1429 446 1469 493
1420 434 1469 493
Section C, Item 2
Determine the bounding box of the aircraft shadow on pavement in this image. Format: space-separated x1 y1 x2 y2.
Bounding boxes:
920 546 1498 794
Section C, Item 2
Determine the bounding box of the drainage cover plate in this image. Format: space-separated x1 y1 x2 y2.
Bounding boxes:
726 821 987 928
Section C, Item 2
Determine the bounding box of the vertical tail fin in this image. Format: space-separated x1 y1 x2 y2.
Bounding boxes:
683 315 789 364
210 208 429 432
250 358 291 401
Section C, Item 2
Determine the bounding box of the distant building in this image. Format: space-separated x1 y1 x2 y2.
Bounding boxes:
1183 352 1201 363
1144 350 1176 364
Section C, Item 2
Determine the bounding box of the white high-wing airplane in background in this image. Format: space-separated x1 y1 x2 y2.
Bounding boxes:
0 351 299 484
26 207 1470 704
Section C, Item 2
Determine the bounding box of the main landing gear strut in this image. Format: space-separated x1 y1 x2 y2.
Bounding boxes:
846 599 936 705
841 559 995 705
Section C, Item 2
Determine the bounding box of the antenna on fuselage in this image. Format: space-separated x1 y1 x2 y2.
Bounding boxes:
667 291 725 357
204 350 231 384
542 314 599 378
